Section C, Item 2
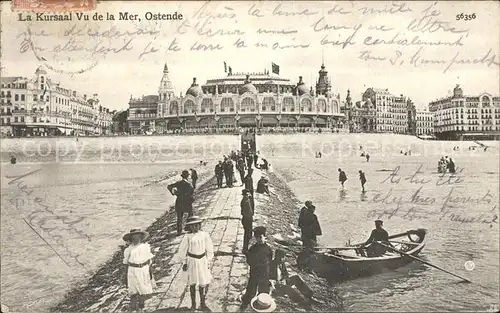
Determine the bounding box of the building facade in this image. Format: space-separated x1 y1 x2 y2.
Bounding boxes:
128 95 159 134
415 110 434 135
153 63 345 133
345 88 414 134
428 85 500 140
0 67 113 137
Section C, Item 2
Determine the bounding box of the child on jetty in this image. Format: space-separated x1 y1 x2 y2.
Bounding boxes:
122 229 155 312
178 216 214 311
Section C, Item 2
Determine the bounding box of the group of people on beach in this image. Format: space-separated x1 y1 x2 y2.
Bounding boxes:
437 156 456 174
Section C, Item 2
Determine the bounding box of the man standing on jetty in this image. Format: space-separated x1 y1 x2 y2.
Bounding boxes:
224 157 235 187
215 161 224 188
240 189 254 254
338 168 347 189
237 157 246 186
240 226 273 311
167 170 195 236
243 168 255 210
190 168 198 190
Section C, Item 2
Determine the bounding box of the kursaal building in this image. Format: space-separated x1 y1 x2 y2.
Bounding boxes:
138 63 346 133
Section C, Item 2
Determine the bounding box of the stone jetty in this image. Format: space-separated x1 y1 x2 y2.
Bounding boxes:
53 166 344 313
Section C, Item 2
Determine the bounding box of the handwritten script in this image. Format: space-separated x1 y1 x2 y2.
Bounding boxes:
367 165 498 227
7 168 90 267
12 1 499 74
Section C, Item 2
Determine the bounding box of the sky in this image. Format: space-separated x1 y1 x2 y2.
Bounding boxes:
1 1 499 111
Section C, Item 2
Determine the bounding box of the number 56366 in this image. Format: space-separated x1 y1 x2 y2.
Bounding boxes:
456 13 476 21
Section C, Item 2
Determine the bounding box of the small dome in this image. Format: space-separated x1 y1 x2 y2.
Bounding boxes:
296 76 309 96
239 75 257 95
35 66 47 75
186 77 203 97
453 84 463 97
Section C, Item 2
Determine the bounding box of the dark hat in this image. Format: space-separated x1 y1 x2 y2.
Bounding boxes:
375 219 383 225
186 216 203 226
181 170 190 178
305 200 313 207
253 226 266 236
242 189 249 195
359 170 363 173
123 228 149 242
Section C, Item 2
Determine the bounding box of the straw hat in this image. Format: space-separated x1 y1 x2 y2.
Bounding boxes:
185 216 203 226
250 293 276 312
123 229 149 242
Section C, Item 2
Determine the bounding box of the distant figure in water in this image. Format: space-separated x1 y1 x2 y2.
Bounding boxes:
360 152 365 157
338 168 347 188
366 153 370 162
359 170 367 192
10 156 16 164
447 158 456 174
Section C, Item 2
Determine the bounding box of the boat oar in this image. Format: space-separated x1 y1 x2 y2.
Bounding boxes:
376 242 472 283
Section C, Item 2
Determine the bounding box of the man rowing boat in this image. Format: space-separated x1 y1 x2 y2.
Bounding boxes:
358 220 394 257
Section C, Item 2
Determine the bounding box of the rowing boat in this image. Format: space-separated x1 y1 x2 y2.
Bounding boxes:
310 229 427 281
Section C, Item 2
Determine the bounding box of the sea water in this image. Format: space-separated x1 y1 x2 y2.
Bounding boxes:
1 134 498 312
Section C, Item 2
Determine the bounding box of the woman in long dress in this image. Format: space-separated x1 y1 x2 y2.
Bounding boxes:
178 216 214 311
123 229 155 312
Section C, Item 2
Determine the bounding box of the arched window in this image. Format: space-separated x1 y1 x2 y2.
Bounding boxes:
317 99 327 113
262 97 275 111
332 101 339 113
240 97 255 112
301 98 313 112
201 98 214 113
221 97 234 112
184 99 195 114
282 97 294 112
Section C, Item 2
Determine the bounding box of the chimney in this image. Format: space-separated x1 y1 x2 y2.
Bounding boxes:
298 76 303 84
72 91 76 97
84 94 87 100
192 78 197 85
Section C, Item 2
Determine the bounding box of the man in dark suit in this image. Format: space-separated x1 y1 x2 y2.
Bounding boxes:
167 170 195 235
240 189 254 254
215 161 224 188
243 168 254 210
240 226 273 310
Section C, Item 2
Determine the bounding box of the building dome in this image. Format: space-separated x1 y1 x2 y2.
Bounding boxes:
453 84 463 98
296 76 309 96
239 75 257 95
186 77 203 97
35 66 47 75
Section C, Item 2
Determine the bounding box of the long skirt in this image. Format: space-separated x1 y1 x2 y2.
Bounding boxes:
182 256 212 286
128 265 153 295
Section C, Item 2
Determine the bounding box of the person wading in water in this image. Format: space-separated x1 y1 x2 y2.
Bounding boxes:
359 170 367 192
338 168 347 189
178 216 214 311
167 170 195 236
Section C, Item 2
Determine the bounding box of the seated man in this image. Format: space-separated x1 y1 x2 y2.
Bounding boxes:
256 177 270 195
360 220 393 257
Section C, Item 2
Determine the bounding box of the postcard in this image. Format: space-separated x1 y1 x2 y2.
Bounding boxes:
0 1 499 312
